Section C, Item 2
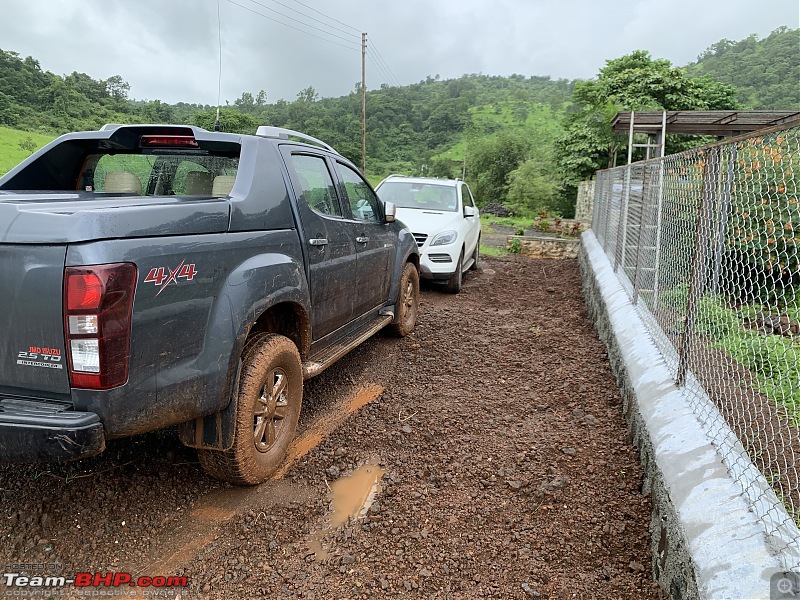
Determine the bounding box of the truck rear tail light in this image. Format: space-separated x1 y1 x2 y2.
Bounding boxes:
66 273 103 310
64 263 137 390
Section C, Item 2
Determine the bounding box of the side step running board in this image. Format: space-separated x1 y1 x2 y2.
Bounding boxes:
462 257 475 272
302 315 392 379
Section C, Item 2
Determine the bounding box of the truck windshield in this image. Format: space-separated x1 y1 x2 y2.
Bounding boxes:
377 181 457 212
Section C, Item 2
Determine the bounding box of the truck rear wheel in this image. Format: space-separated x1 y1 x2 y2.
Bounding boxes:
390 262 419 337
198 334 302 485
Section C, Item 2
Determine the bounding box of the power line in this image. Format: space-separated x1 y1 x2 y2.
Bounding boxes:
367 51 400 87
225 0 360 51
242 0 359 45
369 42 401 86
288 0 361 34
258 0 359 38
367 53 394 87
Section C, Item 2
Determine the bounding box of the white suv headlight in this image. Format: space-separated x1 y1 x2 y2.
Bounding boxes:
430 230 457 246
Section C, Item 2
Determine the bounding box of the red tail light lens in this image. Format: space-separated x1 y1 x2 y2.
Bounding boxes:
66 273 104 310
64 263 137 390
139 135 199 148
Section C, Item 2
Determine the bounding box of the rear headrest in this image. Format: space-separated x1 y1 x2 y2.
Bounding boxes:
212 175 236 196
104 171 142 194
185 171 214 195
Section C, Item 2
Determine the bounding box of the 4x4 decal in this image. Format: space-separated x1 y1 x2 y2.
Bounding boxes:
144 260 197 296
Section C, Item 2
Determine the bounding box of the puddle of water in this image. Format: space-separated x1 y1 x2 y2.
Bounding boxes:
307 462 385 561
330 463 385 527
190 505 236 521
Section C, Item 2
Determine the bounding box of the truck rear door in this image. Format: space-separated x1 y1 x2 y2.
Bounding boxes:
333 160 393 316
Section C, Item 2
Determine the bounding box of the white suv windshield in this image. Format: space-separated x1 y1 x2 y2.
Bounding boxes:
378 181 457 212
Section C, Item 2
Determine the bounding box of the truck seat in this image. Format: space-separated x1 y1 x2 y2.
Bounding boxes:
212 175 236 196
185 171 214 195
104 172 142 194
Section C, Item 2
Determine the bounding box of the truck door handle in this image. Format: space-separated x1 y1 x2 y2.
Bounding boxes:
309 238 328 246
356 236 369 243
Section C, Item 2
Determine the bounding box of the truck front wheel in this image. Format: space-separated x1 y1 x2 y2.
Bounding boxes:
199 334 302 485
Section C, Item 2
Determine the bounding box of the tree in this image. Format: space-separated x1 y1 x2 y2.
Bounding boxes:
556 50 739 185
296 86 319 103
192 108 258 134
18 136 37 155
506 159 560 216
467 129 530 205
105 75 130 102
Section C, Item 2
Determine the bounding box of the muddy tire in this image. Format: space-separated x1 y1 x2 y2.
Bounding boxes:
470 237 480 271
445 250 464 294
391 262 420 337
198 334 302 485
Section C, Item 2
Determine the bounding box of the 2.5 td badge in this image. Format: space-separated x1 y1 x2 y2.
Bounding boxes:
17 346 63 370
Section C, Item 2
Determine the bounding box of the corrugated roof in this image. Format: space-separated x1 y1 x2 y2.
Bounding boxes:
611 111 800 136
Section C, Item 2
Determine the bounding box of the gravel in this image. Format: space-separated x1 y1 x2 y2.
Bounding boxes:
0 256 664 599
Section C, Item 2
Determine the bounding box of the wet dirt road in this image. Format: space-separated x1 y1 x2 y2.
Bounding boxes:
0 256 664 599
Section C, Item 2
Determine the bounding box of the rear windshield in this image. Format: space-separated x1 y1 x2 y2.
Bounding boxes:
377 181 457 212
0 127 241 197
85 152 239 196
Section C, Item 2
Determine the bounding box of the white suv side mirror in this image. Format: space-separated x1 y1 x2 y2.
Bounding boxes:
463 205 477 217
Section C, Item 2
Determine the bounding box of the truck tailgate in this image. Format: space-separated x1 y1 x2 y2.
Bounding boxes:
0 245 71 396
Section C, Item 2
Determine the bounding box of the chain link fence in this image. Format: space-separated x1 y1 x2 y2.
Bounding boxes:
592 124 800 571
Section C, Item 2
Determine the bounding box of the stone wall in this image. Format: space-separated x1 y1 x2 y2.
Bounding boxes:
506 235 579 259
575 180 595 223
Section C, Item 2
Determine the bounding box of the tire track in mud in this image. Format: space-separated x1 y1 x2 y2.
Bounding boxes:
131 385 384 583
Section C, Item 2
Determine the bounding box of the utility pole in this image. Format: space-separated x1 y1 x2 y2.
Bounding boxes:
361 32 367 175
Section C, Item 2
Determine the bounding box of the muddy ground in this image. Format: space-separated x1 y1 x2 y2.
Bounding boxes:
0 257 664 599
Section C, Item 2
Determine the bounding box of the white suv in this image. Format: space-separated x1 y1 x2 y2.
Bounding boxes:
376 175 481 293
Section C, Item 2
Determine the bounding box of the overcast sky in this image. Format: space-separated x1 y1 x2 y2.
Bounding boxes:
1 0 797 106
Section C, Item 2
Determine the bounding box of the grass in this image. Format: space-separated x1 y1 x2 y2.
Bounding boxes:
480 243 508 257
480 213 538 229
662 285 800 426
0 127 57 175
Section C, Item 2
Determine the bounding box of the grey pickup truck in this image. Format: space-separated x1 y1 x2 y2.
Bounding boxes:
0 124 420 484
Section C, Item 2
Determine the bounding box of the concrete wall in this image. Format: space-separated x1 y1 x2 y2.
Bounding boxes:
579 230 794 600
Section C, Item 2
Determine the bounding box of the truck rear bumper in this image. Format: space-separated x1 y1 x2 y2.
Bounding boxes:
0 398 105 462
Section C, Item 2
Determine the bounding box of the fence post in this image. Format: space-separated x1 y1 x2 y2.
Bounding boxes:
710 145 737 296
676 148 720 387
615 165 632 273
652 158 665 309
631 164 650 304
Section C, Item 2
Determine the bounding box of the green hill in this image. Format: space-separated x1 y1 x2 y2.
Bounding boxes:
0 127 55 175
687 26 800 109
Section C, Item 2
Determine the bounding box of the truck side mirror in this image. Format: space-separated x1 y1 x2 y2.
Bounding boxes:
384 201 396 223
